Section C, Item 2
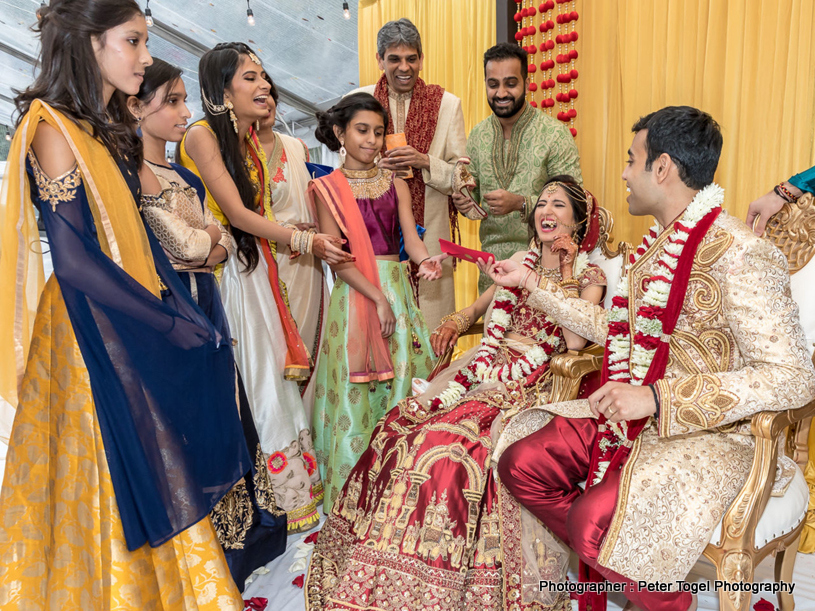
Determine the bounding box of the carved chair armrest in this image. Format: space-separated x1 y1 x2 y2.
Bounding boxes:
751 400 815 440
715 399 815 554
549 345 603 378
549 344 604 402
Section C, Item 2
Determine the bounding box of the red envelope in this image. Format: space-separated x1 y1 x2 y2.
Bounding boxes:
439 239 495 264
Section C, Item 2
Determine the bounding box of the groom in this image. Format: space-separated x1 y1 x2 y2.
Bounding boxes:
487 106 815 611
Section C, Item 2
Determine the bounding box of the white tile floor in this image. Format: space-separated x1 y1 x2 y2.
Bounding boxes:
246 511 815 611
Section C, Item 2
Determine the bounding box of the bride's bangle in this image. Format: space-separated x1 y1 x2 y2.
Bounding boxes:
559 278 580 297
439 310 471 335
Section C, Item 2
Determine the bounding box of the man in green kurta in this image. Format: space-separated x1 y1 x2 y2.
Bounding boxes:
454 43 583 292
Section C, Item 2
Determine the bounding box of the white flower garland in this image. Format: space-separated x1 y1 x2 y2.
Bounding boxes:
606 183 724 386
431 247 566 409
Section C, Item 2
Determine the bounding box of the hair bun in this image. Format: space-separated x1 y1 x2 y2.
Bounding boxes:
314 108 341 152
36 4 52 23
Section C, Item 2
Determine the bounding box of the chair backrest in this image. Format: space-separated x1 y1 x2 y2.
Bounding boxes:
764 193 815 356
585 206 631 309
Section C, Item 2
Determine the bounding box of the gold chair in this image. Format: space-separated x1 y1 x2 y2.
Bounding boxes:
542 196 815 611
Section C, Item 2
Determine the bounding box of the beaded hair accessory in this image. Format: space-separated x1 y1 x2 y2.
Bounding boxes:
247 50 262 65
201 91 229 115
542 181 593 228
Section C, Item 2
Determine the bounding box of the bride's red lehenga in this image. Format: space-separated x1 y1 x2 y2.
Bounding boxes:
306 254 606 611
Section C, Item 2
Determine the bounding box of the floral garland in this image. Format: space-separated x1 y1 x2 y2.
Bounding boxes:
430 248 582 409
591 183 724 485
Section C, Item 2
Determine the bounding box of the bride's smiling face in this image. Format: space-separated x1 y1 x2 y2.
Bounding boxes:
533 185 576 244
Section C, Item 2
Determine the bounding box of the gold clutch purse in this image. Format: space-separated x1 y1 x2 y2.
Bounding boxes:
452 157 486 220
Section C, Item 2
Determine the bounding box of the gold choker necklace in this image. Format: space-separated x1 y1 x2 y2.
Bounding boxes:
341 166 379 180
538 265 562 280
341 167 392 200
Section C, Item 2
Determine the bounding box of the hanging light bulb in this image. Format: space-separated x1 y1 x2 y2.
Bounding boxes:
144 0 154 28
246 0 256 26
342 1 350 20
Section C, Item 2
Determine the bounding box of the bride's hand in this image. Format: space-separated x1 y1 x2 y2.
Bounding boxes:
551 234 578 279
430 320 459 356
477 258 524 287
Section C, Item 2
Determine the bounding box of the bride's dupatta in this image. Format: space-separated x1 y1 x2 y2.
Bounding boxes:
306 169 394 382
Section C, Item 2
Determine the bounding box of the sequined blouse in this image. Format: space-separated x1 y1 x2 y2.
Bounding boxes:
140 161 234 271
342 168 400 257
510 263 606 340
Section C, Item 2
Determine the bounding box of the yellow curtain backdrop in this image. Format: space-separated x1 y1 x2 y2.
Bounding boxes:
573 0 815 243
359 0 815 552
357 0 495 333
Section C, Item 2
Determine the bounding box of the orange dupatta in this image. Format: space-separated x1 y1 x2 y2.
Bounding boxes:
306 170 394 383
245 133 310 381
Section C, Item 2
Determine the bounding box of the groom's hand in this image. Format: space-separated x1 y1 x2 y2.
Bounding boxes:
588 382 657 424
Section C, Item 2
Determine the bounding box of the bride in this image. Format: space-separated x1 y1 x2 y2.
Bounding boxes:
306 175 606 611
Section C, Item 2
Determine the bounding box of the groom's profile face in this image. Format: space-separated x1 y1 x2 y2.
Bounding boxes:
622 130 657 217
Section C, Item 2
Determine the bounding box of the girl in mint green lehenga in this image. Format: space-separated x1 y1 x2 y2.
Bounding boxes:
307 93 447 509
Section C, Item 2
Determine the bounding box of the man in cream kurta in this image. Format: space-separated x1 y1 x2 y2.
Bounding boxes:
494 106 815 611
349 18 466 331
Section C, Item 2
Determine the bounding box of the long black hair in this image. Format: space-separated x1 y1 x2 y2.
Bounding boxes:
15 0 144 164
135 57 182 107
314 92 388 151
196 42 262 272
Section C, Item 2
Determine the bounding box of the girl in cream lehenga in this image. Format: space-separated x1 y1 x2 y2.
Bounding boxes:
178 43 353 533
0 1 249 608
307 176 606 611
129 57 287 588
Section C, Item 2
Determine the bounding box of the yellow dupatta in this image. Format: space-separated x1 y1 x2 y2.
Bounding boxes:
0 100 160 418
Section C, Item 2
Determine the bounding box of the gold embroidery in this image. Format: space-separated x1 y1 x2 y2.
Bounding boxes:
687 271 722 322
416 490 466 567
671 329 731 374
391 90 412 134
673 373 739 430
253 443 285 516
695 231 733 269
423 419 492 448
474 508 501 567
140 192 164 206
341 167 393 200
210 479 253 549
490 103 536 191
28 150 81 212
